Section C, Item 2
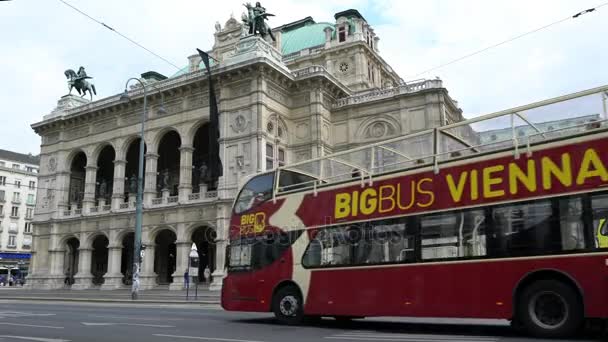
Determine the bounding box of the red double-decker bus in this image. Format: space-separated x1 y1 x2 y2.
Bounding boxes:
221 85 608 337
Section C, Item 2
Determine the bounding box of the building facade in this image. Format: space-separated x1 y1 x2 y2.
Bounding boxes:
0 149 39 280
27 9 464 290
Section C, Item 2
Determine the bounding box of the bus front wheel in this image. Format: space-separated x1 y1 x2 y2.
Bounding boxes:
272 286 304 325
517 279 583 338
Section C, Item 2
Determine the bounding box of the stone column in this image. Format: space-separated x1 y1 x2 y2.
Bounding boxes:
72 248 93 290
111 159 127 210
82 165 98 213
101 245 123 290
139 244 157 290
210 204 230 291
143 153 159 205
178 145 194 203
55 171 71 216
45 248 66 289
170 240 192 290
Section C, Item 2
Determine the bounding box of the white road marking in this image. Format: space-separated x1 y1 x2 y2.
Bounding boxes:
325 332 498 342
153 334 267 342
81 322 174 327
0 322 64 329
0 311 56 319
0 336 69 342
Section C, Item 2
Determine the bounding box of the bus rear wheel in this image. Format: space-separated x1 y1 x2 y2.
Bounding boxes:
272 286 304 325
517 279 583 338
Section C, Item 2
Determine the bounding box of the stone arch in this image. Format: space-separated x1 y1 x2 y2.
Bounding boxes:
119 231 134 285
83 231 110 249
356 115 401 140
121 135 148 156
147 225 177 244
153 228 177 284
95 144 116 202
65 148 88 171
90 234 109 285
190 225 217 283
151 127 182 154
68 150 88 208
90 141 118 163
63 236 80 286
156 130 182 196
185 120 209 147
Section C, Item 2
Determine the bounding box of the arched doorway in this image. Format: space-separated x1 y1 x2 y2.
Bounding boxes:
192 124 211 191
157 131 181 196
69 152 87 209
154 229 176 284
90 235 109 285
64 238 79 286
121 232 134 285
125 138 147 198
96 145 115 204
191 226 216 283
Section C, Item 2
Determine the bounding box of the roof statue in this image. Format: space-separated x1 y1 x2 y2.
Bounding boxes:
64 66 97 100
242 2 276 42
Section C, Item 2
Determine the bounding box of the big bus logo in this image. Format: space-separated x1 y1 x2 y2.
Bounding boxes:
240 212 266 234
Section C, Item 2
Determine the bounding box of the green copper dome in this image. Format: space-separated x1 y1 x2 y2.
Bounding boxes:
280 22 333 56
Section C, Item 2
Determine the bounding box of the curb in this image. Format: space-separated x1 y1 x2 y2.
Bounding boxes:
0 296 220 305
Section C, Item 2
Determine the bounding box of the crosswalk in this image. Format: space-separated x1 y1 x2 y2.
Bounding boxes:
325 331 500 342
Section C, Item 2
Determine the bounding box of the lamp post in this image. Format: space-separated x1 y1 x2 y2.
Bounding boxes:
120 79 166 300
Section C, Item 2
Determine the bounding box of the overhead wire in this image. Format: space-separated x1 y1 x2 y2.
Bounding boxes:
56 0 182 71
409 2 608 79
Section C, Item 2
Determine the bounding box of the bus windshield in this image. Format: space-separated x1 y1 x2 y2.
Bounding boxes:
234 173 274 214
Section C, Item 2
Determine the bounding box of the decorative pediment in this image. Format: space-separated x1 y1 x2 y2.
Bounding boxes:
357 115 401 140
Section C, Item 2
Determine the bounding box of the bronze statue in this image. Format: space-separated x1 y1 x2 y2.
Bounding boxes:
198 162 209 184
98 179 107 198
129 174 137 194
162 169 170 189
242 2 275 41
64 66 97 100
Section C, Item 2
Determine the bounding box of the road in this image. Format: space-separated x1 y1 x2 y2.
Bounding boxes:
0 300 602 342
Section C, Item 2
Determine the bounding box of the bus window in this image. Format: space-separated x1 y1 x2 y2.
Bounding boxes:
356 220 415 264
591 193 608 249
234 173 274 214
229 241 252 270
421 209 486 260
491 200 558 256
278 170 316 192
303 226 354 267
558 197 586 251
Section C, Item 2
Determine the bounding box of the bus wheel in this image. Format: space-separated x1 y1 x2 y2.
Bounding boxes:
517 280 583 338
272 286 304 325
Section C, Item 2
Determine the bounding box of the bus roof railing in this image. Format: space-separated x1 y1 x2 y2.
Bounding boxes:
275 84 608 195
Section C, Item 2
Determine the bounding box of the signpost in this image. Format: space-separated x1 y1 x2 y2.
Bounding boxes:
188 243 199 300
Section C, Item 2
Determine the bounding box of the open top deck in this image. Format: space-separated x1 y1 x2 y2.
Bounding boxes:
275 85 608 196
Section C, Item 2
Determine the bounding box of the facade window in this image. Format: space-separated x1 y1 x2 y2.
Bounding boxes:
0 190 4 201
26 166 34 173
12 164 20 170
0 204 3 216
265 143 274 170
338 26 346 42
26 208 33 219
278 148 286 167
27 194 35 205
29 181 35 190
15 180 21 189
11 206 18 217
8 235 16 247
12 192 20 203
24 222 32 234
0 176 5 186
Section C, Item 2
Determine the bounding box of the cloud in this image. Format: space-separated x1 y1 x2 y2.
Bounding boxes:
0 0 606 156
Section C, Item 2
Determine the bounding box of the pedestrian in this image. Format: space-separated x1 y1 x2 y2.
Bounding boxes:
203 266 211 283
184 270 189 286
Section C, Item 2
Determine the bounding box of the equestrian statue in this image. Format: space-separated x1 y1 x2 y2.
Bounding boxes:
64 66 97 100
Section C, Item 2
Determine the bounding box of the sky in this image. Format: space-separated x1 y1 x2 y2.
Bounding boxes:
1 0 607 155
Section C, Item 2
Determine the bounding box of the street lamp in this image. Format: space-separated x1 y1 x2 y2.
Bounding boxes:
120 78 166 300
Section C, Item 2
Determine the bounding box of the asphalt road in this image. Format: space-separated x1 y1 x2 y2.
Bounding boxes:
0 300 603 342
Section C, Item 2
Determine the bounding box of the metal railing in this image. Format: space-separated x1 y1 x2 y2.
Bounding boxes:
276 84 608 196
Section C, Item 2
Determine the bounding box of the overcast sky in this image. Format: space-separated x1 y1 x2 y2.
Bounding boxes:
1 0 607 155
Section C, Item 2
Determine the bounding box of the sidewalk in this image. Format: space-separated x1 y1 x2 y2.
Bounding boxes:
0 286 220 304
